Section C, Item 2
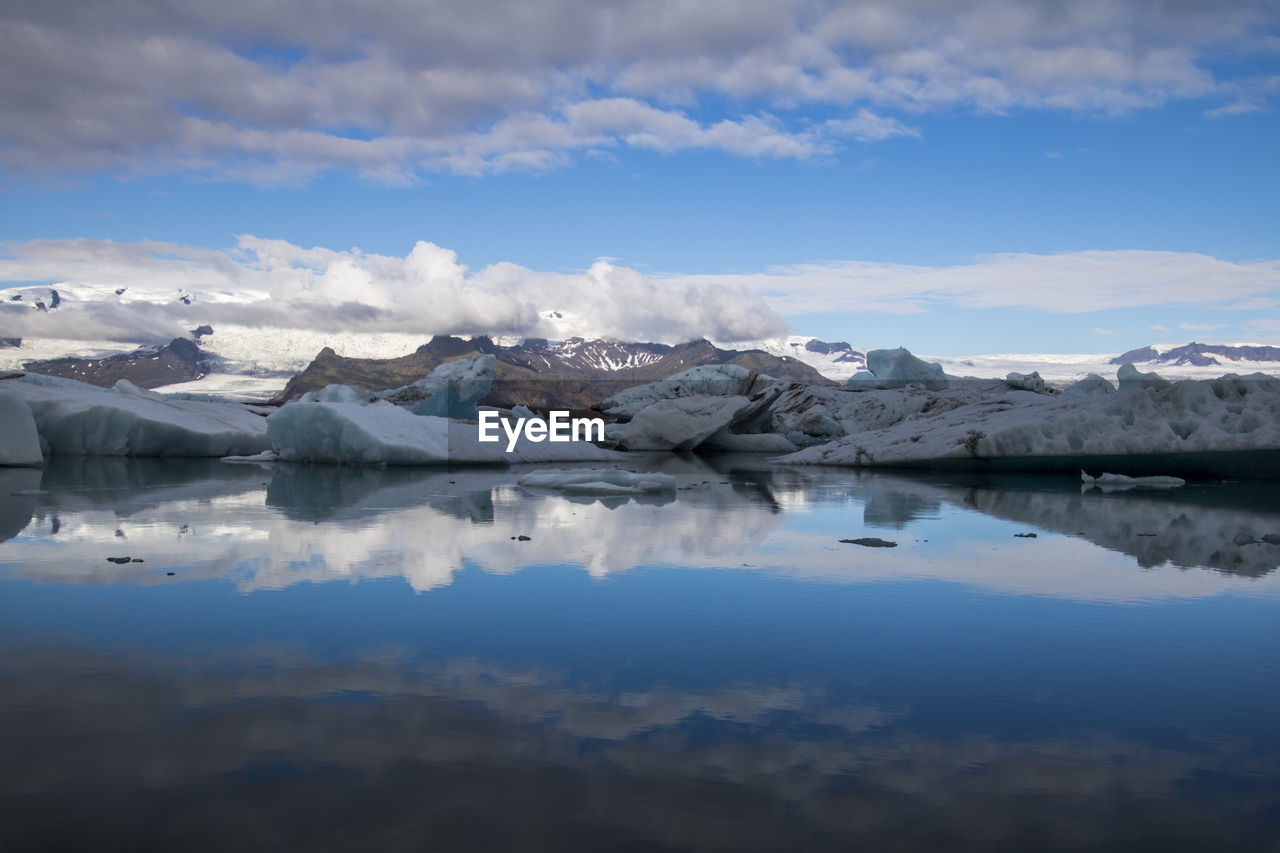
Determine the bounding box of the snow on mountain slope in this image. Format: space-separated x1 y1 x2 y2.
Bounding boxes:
726 336 867 381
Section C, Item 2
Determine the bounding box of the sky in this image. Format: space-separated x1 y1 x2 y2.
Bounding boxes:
1 0 1278 355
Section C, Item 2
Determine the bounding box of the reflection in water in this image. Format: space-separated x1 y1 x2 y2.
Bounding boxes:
4 458 1279 597
2 640 1277 852
2 458 1280 848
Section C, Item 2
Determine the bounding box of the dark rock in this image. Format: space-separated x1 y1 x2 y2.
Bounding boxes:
1262 534 1280 546
1014 532 1038 538
106 556 132 564
511 534 532 541
840 537 897 548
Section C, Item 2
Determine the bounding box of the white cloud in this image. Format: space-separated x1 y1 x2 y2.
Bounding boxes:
1 0 1274 182
0 236 787 344
667 250 1280 315
4 239 1279 345
1149 324 1171 334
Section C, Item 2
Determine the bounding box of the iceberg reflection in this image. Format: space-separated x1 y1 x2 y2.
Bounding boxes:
3 458 1278 599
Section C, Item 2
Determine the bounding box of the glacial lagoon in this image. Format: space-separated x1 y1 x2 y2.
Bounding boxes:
2 455 1279 851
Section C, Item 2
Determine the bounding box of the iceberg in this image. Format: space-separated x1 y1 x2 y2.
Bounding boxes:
616 396 752 451
376 354 495 417
1081 471 1186 491
1004 371 1046 394
516 468 677 495
267 400 619 465
781 372 1280 476
298 354 496 417
0 390 43 467
847 348 950 391
8 373 270 458
598 364 780 421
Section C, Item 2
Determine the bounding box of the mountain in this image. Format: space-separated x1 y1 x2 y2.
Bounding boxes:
727 335 866 380
22 337 209 388
1110 342 1280 367
278 336 837 411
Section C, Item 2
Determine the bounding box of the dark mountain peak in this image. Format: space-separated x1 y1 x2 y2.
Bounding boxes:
24 337 209 389
1110 346 1160 365
804 339 854 355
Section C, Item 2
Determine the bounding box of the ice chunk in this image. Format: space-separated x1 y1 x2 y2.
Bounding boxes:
1081 471 1186 491
376 354 495 417
858 348 950 391
10 373 270 458
0 391 43 467
267 400 619 465
1064 373 1116 396
516 468 677 494
1005 371 1046 393
298 384 374 404
781 373 1280 471
221 450 282 464
616 396 752 451
598 364 780 420
699 426 799 453
1117 362 1170 392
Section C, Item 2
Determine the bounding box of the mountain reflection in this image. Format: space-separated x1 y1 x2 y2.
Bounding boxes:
1 640 1276 852
3 458 1278 598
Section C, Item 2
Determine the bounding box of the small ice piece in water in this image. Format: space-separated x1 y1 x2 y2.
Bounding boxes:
1081 470 1186 491
517 468 677 495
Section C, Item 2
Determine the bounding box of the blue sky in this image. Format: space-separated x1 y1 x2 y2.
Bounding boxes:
2 1 1278 354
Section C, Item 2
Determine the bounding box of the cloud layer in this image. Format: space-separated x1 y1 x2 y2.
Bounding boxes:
2 237 1278 345
2 0 1275 182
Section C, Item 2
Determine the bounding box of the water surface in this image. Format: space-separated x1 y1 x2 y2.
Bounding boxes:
2 456 1279 851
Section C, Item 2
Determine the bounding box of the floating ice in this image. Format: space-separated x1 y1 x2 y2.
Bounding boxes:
0 390 43 467
9 373 270 458
298 354 496 417
782 373 1280 472
1081 471 1186 491
616 396 751 451
1063 373 1116 396
376 354 495 417
516 468 677 495
267 400 619 465
598 364 779 421
1005 371 1046 394
848 348 950 391
1117 362 1171 393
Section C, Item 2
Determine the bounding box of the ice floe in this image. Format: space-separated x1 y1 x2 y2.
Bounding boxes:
616 396 752 451
0 389 43 467
267 400 619 465
7 372 270 458
1081 471 1186 491
516 468 677 495
782 372 1280 474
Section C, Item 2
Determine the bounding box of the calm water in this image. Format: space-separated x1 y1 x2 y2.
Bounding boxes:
2 456 1279 851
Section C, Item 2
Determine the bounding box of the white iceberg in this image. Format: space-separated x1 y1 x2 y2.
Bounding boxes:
616 396 752 451
1005 371 1046 394
8 373 270 458
1081 471 1186 491
376 353 495 417
598 364 780 421
847 348 950 391
267 400 619 465
298 354 496 417
0 389 43 467
516 468 677 495
781 373 1280 473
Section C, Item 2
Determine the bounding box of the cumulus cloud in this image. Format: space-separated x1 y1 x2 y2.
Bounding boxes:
0 236 788 344
0 0 1274 182
3 238 1279 346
